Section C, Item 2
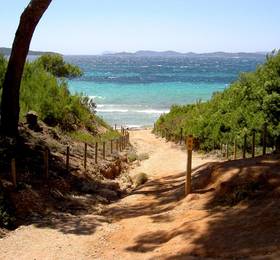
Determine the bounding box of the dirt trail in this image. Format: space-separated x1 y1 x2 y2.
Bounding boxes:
0 130 219 259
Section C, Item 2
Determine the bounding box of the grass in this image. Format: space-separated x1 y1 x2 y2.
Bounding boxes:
68 129 121 144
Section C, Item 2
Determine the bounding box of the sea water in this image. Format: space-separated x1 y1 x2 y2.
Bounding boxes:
66 55 265 127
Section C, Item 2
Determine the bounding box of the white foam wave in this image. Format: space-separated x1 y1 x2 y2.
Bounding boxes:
89 95 106 100
97 109 129 113
96 107 169 114
135 109 169 114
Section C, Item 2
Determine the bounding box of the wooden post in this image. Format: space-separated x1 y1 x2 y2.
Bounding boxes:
103 142 106 159
243 134 247 159
115 124 117 131
116 139 119 152
234 139 237 160
185 135 193 196
111 140 113 154
263 123 267 155
95 142 98 164
66 146 70 172
11 158 17 188
226 143 229 160
252 130 256 158
180 128 183 145
119 137 122 152
84 143 87 170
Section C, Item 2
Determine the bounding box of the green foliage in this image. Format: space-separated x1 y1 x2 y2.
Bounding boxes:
0 54 110 135
36 54 83 78
0 54 7 89
19 60 95 132
127 152 138 162
155 51 280 151
69 130 98 144
133 172 148 187
69 129 120 144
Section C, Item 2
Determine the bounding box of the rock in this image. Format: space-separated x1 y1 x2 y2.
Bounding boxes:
97 188 119 201
79 181 98 193
25 111 42 132
100 163 122 179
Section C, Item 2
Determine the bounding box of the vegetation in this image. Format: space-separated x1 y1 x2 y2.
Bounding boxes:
0 0 52 136
36 54 82 78
0 54 109 135
133 172 148 187
155 51 280 151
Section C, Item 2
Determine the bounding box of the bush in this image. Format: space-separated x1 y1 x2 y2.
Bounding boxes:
155 51 280 152
133 172 148 187
127 152 138 162
17 57 98 132
138 153 149 161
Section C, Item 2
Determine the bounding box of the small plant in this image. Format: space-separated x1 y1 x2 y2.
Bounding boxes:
127 152 138 162
133 172 148 187
138 153 149 161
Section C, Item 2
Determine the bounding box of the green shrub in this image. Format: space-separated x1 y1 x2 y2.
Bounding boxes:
133 173 148 187
127 152 138 162
138 153 149 161
155 51 280 152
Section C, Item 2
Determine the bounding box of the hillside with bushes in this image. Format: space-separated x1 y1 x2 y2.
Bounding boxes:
0 54 128 229
155 51 280 152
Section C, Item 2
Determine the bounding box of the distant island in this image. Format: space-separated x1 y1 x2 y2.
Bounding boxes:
104 50 267 58
0 47 60 56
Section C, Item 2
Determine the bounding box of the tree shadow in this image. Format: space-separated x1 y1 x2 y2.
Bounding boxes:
123 155 280 259
102 163 213 222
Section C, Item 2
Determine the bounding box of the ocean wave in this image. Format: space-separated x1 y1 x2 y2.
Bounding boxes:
96 108 169 114
89 95 106 100
97 109 129 113
135 109 169 114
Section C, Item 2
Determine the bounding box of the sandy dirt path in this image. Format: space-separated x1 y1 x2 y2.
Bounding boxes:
0 129 219 260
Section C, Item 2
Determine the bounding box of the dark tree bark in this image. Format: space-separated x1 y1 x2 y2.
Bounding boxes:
1 0 52 136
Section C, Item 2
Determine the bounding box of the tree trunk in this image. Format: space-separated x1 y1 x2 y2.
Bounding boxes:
1 0 52 136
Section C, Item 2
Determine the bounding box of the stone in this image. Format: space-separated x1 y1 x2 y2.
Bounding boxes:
25 111 42 132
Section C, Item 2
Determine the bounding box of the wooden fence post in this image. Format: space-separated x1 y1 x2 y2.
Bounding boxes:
95 142 98 164
103 142 106 159
116 139 119 152
263 123 267 155
185 135 193 196
84 143 87 170
226 143 229 160
120 137 122 152
180 128 183 145
252 130 256 158
243 134 247 159
234 139 237 160
66 146 70 172
111 140 113 154
11 158 17 188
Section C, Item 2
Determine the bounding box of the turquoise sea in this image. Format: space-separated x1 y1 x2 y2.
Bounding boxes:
66 55 265 127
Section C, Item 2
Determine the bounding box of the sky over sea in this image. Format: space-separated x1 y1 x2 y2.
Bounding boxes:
0 0 279 55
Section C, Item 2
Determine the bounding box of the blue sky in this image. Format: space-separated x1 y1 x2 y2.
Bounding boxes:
0 0 279 54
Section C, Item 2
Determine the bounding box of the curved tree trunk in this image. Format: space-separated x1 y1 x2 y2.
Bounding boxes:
1 0 52 137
